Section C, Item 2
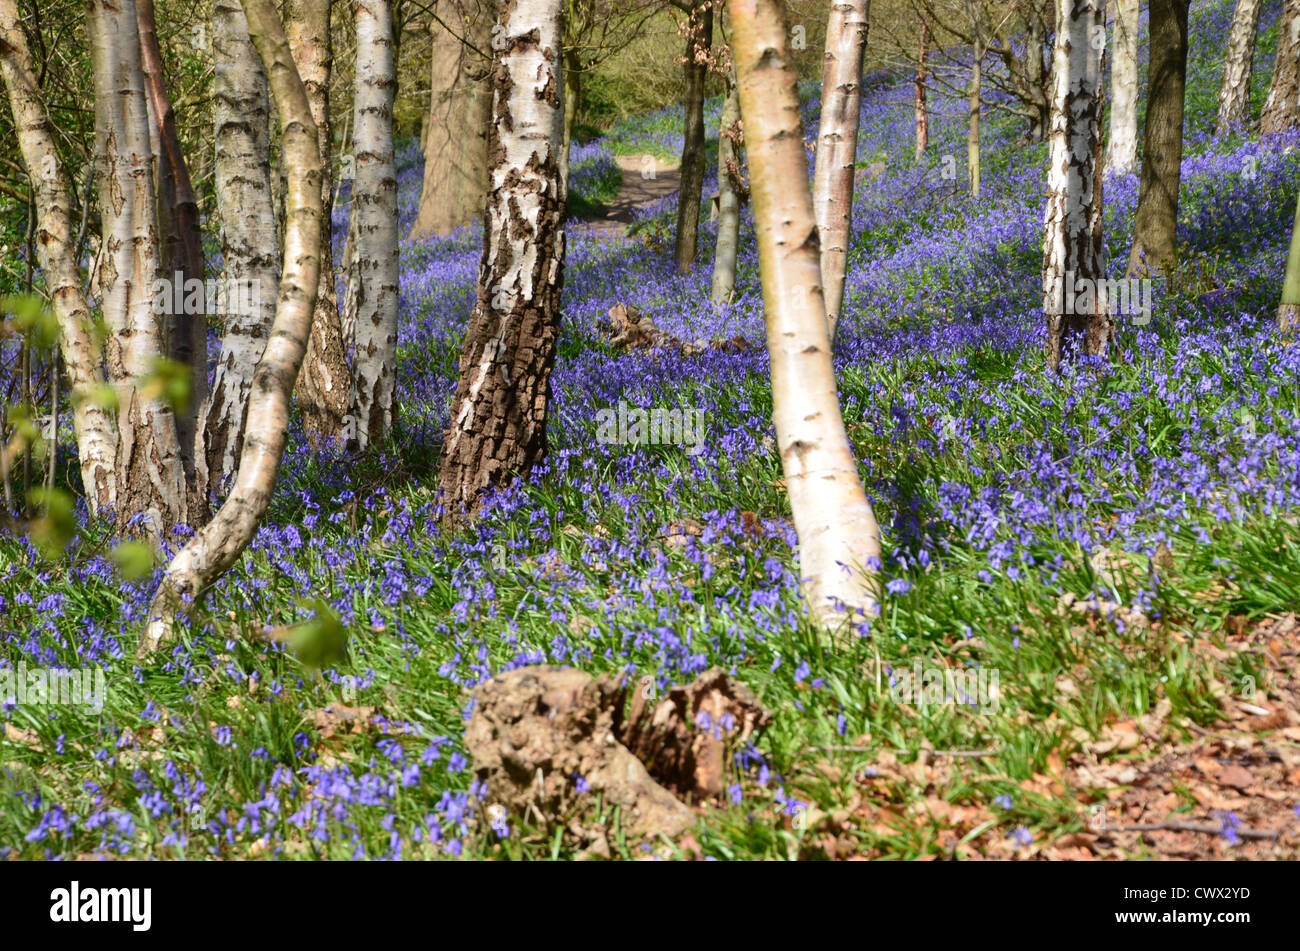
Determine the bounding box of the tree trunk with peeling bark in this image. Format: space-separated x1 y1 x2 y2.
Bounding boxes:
286 0 350 445
710 69 742 304
1127 0 1189 277
140 0 324 656
813 0 869 341
346 0 399 449
138 0 206 498
673 0 711 273
411 0 493 237
1262 0 1300 135
0 0 117 514
201 0 281 495
915 22 929 163
728 0 881 629
437 0 566 516
1106 0 1138 175
1043 0 1109 371
88 0 189 540
1216 0 1262 136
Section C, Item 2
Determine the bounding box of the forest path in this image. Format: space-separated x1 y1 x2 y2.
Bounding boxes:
578 154 681 237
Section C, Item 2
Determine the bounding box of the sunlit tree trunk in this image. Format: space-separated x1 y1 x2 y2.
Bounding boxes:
673 0 712 273
437 0 566 515
1126 0 1189 276
1216 0 1262 136
711 69 742 304
1106 0 1138 174
915 22 929 162
967 23 981 198
0 0 117 513
814 0 868 341
138 0 206 497
1279 187 1300 332
141 0 324 656
346 0 399 449
411 0 492 237
1261 0 1300 135
88 0 189 539
201 0 281 494
1043 0 1109 371
728 0 881 629
286 0 350 444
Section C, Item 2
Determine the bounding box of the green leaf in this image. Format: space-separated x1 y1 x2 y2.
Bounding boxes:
286 598 350 671
111 541 158 581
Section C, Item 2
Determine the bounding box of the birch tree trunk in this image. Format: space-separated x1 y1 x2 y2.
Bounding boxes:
410 0 493 237
673 0 712 273
915 22 929 163
1280 184 1300 332
728 0 881 629
1106 0 1138 175
0 0 117 514
710 70 742 304
1043 0 1109 371
1261 0 1300 135
813 0 869 341
286 0 350 445
1216 0 1262 136
1126 0 1189 277
200 0 281 493
141 0 324 656
138 0 206 497
967 31 982 199
88 0 189 539
346 0 400 449
437 0 566 515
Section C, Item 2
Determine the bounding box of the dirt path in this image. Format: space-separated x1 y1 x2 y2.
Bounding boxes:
580 155 681 237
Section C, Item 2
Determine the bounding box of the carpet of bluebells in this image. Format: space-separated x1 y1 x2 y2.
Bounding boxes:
2 0 1300 859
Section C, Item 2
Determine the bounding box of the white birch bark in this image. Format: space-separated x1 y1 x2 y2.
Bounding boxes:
200 0 281 492
346 0 400 449
1043 0 1109 370
0 0 118 514
728 0 882 629
710 71 742 305
141 0 324 656
813 0 869 341
1216 0 1263 136
1106 0 1138 174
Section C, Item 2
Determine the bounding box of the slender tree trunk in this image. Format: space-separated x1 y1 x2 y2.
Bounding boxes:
561 45 581 201
88 0 189 539
141 0 324 656
967 33 981 199
200 0 281 494
1261 0 1300 135
1106 0 1138 174
1127 0 1190 277
1043 0 1109 371
0 0 117 514
1025 12 1049 142
915 22 929 162
728 0 881 628
1280 184 1300 332
673 0 712 273
711 70 742 304
138 0 206 499
410 0 492 237
346 0 400 449
814 0 869 341
1216 0 1263 136
286 0 350 445
437 0 566 516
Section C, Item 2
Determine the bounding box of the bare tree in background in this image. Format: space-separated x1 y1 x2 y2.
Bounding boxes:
1043 0 1108 370
728 0 881 630
1105 0 1137 175
437 0 566 515
141 0 324 656
914 21 929 162
1216 0 1262 136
